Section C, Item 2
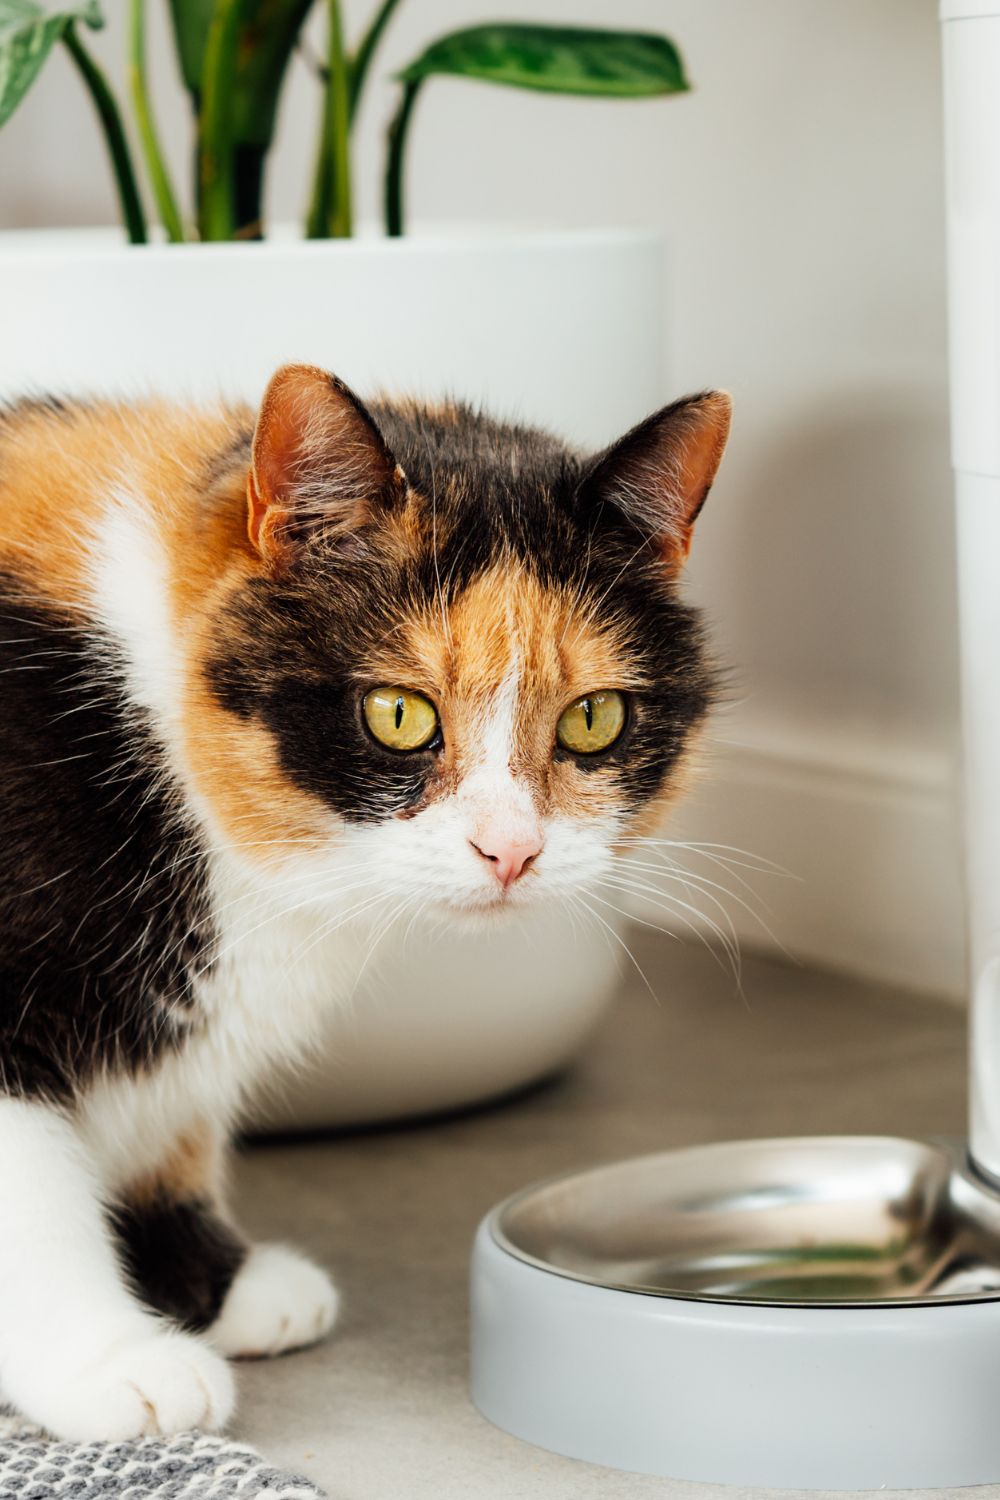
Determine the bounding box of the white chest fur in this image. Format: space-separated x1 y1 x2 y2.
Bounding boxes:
75 861 373 1197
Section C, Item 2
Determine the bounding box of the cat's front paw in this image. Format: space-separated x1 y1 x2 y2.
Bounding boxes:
209 1243 339 1358
38 1326 234 1441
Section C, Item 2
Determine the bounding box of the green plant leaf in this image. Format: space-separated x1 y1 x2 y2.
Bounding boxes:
170 0 313 144
229 0 315 150
166 0 213 97
171 0 315 235
397 23 690 99
0 0 103 128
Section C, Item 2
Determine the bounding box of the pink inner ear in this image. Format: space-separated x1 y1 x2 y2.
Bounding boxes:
673 394 733 536
604 391 732 566
245 468 284 558
247 366 329 564
246 363 401 567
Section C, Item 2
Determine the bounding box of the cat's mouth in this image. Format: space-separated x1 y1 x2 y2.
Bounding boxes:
439 880 545 922
445 895 512 919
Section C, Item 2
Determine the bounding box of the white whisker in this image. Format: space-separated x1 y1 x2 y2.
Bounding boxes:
574 890 661 1004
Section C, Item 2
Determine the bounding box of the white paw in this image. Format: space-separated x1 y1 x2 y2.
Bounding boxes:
37 1326 234 1441
209 1243 339 1358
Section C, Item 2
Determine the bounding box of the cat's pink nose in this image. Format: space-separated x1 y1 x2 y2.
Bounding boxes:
470 835 543 888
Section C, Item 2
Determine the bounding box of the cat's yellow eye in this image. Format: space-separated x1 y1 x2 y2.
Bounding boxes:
363 687 439 751
556 691 626 755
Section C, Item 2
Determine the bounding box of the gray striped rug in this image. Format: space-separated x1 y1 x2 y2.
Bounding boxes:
0 1416 329 1498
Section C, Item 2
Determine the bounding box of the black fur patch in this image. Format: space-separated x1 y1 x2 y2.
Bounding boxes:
112 1193 246 1330
0 394 78 423
0 584 212 1099
202 424 253 489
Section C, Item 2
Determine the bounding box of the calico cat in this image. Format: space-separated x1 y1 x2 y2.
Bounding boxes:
0 364 730 1440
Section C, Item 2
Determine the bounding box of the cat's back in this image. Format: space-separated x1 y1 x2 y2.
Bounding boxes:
0 396 250 614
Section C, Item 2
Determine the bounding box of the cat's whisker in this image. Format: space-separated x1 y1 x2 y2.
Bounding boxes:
613 847 792 964
401 890 434 952
290 887 405 1002
618 853 757 899
135 851 389 950
164 872 386 989
281 889 393 979
603 867 744 961
629 844 768 904
588 880 743 991
138 858 389 996
600 871 742 974
617 836 794 879
614 853 777 928
347 892 416 1003
572 890 661 1005
565 890 618 963
159 834 339 883
601 890 743 996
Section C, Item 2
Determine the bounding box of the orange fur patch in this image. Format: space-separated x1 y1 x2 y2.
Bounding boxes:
0 401 254 616
126 1122 222 1206
362 561 652 822
181 670 335 862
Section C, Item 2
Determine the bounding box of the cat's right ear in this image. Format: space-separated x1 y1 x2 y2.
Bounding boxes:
247 363 404 567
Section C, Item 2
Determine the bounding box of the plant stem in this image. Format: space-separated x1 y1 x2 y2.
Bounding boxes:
198 0 243 241
306 140 331 238
63 24 147 245
127 0 185 242
384 78 420 237
233 145 267 239
348 0 403 123
306 0 352 239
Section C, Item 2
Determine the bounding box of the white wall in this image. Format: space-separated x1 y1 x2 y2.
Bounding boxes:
0 1 964 995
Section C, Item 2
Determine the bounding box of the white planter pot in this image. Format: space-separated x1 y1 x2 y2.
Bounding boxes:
0 226 665 1128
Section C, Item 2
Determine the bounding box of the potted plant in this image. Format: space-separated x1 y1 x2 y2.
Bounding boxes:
0 0 691 1127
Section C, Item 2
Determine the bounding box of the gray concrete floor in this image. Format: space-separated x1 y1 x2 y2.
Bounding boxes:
230 934 983 1499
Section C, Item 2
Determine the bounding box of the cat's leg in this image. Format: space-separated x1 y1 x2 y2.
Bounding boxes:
0 1097 234 1440
116 1133 339 1360
210 1242 340 1359
111 1189 248 1333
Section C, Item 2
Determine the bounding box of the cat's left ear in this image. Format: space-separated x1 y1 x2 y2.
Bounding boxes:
247 363 404 566
580 391 732 566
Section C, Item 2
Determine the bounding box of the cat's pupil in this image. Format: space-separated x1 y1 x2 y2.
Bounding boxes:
583 697 593 731
395 696 404 730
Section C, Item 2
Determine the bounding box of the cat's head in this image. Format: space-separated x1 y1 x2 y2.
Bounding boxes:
197 364 730 918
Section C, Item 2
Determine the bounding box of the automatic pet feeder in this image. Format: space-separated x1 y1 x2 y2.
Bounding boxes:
469 7 1000 1487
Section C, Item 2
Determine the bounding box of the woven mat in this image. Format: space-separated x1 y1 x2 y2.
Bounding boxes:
0 1415 329 1499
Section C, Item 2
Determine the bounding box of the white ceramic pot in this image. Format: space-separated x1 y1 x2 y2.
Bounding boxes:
0 225 665 1128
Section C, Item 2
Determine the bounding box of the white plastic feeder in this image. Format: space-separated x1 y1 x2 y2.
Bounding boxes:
469 6 1000 1487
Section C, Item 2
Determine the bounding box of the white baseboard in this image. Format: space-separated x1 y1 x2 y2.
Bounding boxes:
628 721 967 1002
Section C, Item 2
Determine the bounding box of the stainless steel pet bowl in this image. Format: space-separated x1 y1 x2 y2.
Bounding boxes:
470 1137 1000 1488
